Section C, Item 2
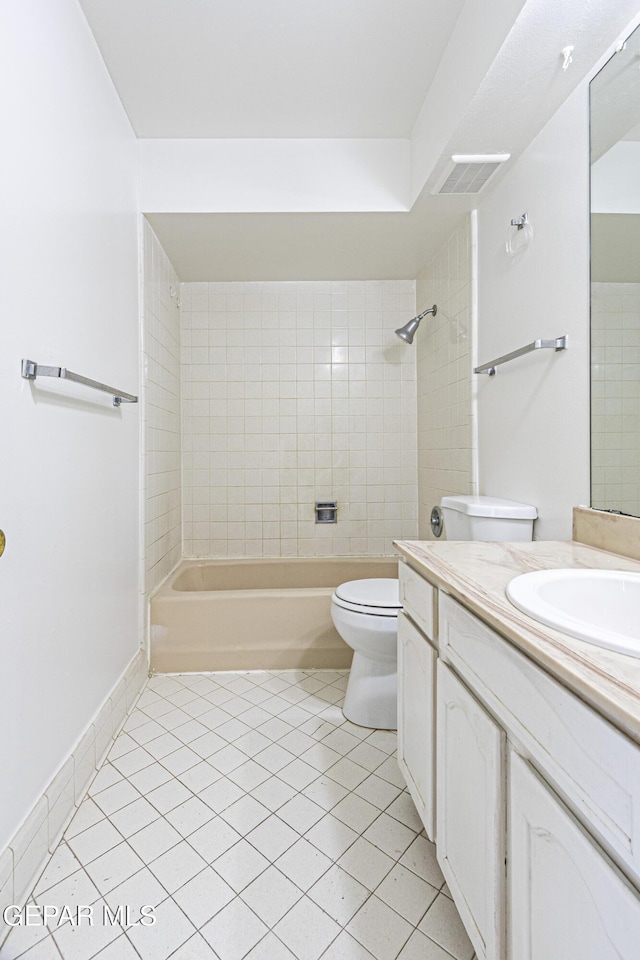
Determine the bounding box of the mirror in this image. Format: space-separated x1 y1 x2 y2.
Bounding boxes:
590 25 640 517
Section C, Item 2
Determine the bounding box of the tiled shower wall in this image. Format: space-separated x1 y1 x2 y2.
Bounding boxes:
142 220 182 594
180 281 418 557
591 281 640 517
416 217 474 539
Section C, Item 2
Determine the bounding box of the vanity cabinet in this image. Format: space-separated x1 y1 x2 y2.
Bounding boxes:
397 566 437 840
437 662 505 960
509 751 640 960
397 557 640 960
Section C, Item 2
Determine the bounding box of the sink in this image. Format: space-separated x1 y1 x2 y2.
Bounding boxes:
506 569 640 658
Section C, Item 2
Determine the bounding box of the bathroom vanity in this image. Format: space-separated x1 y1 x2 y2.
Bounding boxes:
394 538 640 960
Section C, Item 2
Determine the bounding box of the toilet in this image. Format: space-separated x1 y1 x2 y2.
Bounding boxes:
331 578 401 730
331 495 537 731
440 494 537 541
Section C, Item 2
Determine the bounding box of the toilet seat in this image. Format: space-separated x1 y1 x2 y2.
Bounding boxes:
332 578 401 618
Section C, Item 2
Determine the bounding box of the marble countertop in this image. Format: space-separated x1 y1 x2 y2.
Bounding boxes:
394 539 640 745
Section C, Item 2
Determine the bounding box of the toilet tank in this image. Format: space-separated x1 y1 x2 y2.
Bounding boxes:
440 495 537 542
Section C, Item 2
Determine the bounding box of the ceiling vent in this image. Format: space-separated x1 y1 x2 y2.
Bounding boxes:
432 154 510 195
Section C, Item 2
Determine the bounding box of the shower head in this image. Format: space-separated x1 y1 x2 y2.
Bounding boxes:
395 304 437 344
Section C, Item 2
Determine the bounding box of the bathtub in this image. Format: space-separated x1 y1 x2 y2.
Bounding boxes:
150 557 399 673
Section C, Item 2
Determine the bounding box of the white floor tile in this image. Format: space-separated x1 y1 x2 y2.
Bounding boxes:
146 779 193 815
245 815 298 862
212 839 270 893
91 780 140 817
418 894 475 960
147 840 207 894
250 778 297 813
66 821 123 866
274 895 341 960
109 798 159 839
10 932 62 959
276 794 325 834
227 760 271 792
88 766 123 797
82 842 145 896
188 817 242 863
338 838 395 891
301 776 349 812
362 812 417 860
305 814 358 860
320 930 378 960
127 763 173 795
277 759 320 791
244 931 297 960
399 836 444 889
52 899 122 960
65 800 104 841
397 929 456 960
165 797 216 837
160 747 201 777
103 868 168 924
177 761 222 794
308 864 369 926
346 895 413 960
173 867 235 928
126 819 182 863
240 865 302 927
33 844 83 897
384 793 425 833
253 744 295 774
199 778 244 814
375 863 438 925
331 794 380 833
220 796 270 835
23 669 474 960
274 839 333 892
201 896 268 960
169 932 221 960
126 896 196 960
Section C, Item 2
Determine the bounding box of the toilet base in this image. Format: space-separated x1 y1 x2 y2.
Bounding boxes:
342 651 397 730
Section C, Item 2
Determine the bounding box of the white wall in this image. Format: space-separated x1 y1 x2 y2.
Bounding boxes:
416 217 475 538
180 281 418 558
0 0 139 850
476 86 591 539
142 221 182 596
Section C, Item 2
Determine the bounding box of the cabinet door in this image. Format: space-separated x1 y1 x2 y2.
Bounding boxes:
509 751 640 960
437 662 505 960
397 612 437 839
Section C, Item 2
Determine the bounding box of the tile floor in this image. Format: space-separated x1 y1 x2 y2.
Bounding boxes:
3 670 476 960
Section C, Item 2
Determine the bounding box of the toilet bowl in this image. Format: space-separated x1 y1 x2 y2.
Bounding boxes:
331 578 400 730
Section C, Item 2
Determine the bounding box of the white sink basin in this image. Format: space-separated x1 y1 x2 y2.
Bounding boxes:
506 569 640 658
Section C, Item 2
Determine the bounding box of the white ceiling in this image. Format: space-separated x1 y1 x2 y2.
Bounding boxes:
78 0 466 138
79 0 640 280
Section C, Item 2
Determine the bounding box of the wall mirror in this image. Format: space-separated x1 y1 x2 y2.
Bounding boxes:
590 23 640 517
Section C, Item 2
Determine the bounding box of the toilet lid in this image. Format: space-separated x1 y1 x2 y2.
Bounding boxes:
334 579 401 610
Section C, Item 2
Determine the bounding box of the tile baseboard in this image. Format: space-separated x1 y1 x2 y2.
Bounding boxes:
0 648 148 943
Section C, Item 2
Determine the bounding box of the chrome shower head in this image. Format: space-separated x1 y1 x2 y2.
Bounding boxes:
395 304 437 344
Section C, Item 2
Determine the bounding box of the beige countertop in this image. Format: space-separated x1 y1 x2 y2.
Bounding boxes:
394 539 640 745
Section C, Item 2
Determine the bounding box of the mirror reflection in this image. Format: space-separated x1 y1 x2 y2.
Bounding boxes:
590 25 640 517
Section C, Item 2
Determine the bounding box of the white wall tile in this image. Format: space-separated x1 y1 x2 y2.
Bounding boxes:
142 220 183 593
592 282 640 516
180 281 418 557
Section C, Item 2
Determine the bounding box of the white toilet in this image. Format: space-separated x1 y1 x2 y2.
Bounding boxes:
331 578 401 730
331 495 537 731
440 495 537 541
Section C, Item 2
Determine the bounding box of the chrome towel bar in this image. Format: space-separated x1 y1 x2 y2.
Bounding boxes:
474 335 568 376
21 359 138 406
